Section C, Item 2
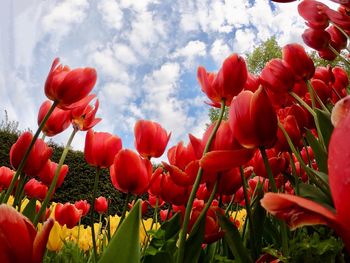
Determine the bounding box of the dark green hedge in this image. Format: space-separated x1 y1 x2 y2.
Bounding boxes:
0 130 126 224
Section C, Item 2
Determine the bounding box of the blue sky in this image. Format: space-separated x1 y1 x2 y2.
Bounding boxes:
0 0 336 162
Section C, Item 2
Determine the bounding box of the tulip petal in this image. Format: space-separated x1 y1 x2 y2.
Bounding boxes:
33 218 54 263
200 149 255 173
328 112 350 223
260 193 337 230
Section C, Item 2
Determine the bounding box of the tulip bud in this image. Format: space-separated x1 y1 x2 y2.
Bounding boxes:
94 196 108 214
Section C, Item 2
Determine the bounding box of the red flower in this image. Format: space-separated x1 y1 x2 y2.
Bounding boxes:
134 120 171 159
55 202 82 229
261 111 350 252
282 43 315 81
84 129 122 168
0 204 54 263
188 200 224 244
24 179 48 201
94 196 108 214
0 166 15 190
160 173 189 206
37 160 68 188
260 59 295 94
110 149 152 195
297 0 330 29
45 58 97 109
71 94 101 131
38 100 71 137
74 200 90 217
228 86 278 149
10 132 53 177
302 28 331 51
197 54 247 106
35 204 51 223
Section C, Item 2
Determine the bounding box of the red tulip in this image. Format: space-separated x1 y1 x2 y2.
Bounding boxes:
37 160 68 188
110 149 152 195
94 196 108 214
37 100 71 137
160 173 189 206
198 54 247 106
24 179 48 201
84 129 122 168
45 58 97 109
261 111 350 252
229 86 278 149
148 167 163 197
74 200 90 217
134 120 171 159
282 43 315 81
302 28 331 51
260 59 295 94
71 94 101 131
10 132 52 177
162 141 199 187
55 202 82 229
298 0 330 29
0 166 15 190
188 200 224 244
0 204 54 263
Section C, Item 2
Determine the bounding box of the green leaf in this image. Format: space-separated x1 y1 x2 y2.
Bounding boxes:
305 129 328 173
184 216 206 263
22 198 37 222
315 109 333 148
218 213 253 263
298 183 334 209
98 200 141 263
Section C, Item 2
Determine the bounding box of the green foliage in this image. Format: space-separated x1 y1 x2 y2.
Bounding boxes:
44 242 92 263
245 36 282 75
288 227 344 263
99 200 141 263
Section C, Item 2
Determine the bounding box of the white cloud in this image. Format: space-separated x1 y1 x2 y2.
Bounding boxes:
210 39 232 65
98 0 124 31
233 28 257 54
41 0 89 47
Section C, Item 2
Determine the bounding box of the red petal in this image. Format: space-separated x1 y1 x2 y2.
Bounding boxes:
260 193 337 230
32 218 54 263
200 149 255 173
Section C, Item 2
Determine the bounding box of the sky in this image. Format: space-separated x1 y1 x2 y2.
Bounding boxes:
0 0 338 163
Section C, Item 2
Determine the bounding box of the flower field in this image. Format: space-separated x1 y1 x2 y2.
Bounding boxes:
1 0 350 262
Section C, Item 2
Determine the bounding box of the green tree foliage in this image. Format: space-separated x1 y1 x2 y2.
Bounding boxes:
246 36 282 75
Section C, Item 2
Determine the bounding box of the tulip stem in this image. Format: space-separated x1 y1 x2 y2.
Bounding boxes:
1 101 58 204
278 122 331 200
329 45 350 67
288 151 299 195
189 180 218 237
239 166 257 259
33 127 77 226
116 192 131 232
90 166 101 263
289 91 315 117
259 147 278 192
305 80 326 151
177 100 226 263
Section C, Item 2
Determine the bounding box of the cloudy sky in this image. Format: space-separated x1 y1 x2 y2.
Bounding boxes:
0 0 337 162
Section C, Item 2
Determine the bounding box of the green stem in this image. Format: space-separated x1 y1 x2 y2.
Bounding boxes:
176 100 226 263
90 166 101 263
278 122 331 199
189 180 218 236
33 127 77 226
288 151 299 195
306 80 330 113
1 101 58 204
329 45 350 67
240 166 256 259
116 192 131 232
259 147 277 192
289 91 316 117
13 173 26 208
306 81 326 151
